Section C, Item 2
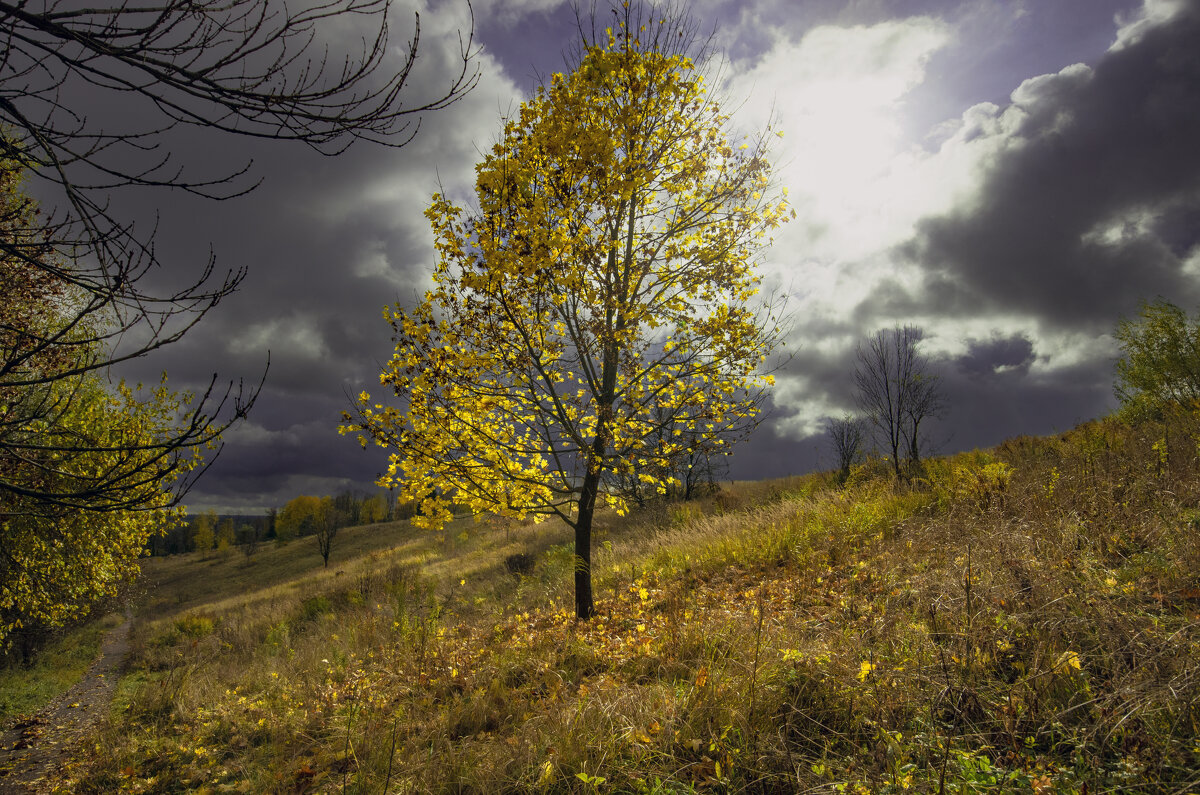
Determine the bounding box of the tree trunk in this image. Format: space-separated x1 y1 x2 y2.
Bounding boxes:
567 183 630 620
907 416 922 470
574 468 599 619
889 436 902 479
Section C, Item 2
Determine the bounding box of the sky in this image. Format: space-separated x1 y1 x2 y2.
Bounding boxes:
73 0 1200 512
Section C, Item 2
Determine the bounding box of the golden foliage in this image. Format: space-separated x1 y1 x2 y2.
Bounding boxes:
344 31 789 533
0 374 199 642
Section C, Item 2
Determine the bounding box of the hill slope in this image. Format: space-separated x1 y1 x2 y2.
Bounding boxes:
61 414 1200 793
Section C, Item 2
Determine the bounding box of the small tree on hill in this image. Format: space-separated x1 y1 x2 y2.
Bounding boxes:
314 497 346 568
192 511 217 553
825 414 865 484
1115 299 1200 415
1114 299 1200 472
672 429 729 501
239 523 260 560
216 517 237 550
360 493 389 524
854 326 945 478
344 2 790 619
277 495 325 539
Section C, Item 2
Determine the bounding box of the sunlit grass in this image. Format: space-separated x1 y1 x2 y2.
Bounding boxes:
61 414 1200 793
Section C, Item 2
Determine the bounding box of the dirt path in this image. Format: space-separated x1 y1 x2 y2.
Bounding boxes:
0 617 132 794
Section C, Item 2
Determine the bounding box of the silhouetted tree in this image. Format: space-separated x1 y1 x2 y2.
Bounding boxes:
263 508 278 540
853 326 945 478
825 414 865 484
314 498 346 568
239 523 260 560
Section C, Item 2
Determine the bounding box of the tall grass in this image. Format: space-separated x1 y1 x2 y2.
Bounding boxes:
63 414 1200 793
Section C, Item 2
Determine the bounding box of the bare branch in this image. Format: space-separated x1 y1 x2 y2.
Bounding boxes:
1 0 476 517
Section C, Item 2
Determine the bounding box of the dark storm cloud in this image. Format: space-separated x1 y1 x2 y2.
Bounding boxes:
81 4 515 512
728 393 826 481
780 343 860 406
936 350 1115 452
71 0 1193 507
197 418 382 498
900 1 1200 330
731 423 825 480
956 333 1035 379
741 332 1113 483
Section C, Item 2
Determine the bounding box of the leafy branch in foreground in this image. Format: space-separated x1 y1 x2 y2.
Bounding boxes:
0 0 477 643
0 155 235 646
0 374 207 643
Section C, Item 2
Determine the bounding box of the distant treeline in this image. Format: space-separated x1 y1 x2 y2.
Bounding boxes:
147 490 412 556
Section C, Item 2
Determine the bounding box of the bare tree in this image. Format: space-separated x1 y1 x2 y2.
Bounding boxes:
314 499 346 569
0 0 477 516
240 523 261 561
825 413 865 484
853 326 945 478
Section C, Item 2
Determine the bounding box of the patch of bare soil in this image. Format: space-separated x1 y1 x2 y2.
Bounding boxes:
0 618 131 794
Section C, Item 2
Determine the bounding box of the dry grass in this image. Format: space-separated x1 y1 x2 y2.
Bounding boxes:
57 414 1200 793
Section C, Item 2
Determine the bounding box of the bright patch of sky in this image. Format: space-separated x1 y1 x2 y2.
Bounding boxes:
708 0 1188 440
728 18 952 265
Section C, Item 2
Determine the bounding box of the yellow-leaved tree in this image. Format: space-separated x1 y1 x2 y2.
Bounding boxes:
0 375 203 645
0 155 213 649
344 4 791 618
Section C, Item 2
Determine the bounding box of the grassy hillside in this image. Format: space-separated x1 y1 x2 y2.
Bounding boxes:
59 415 1200 793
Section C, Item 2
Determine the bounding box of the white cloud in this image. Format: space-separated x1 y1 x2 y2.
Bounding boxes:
1027 331 1118 377
1182 246 1200 281
229 316 330 360
223 421 302 447
1080 205 1161 248
1111 0 1190 50
726 18 950 267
